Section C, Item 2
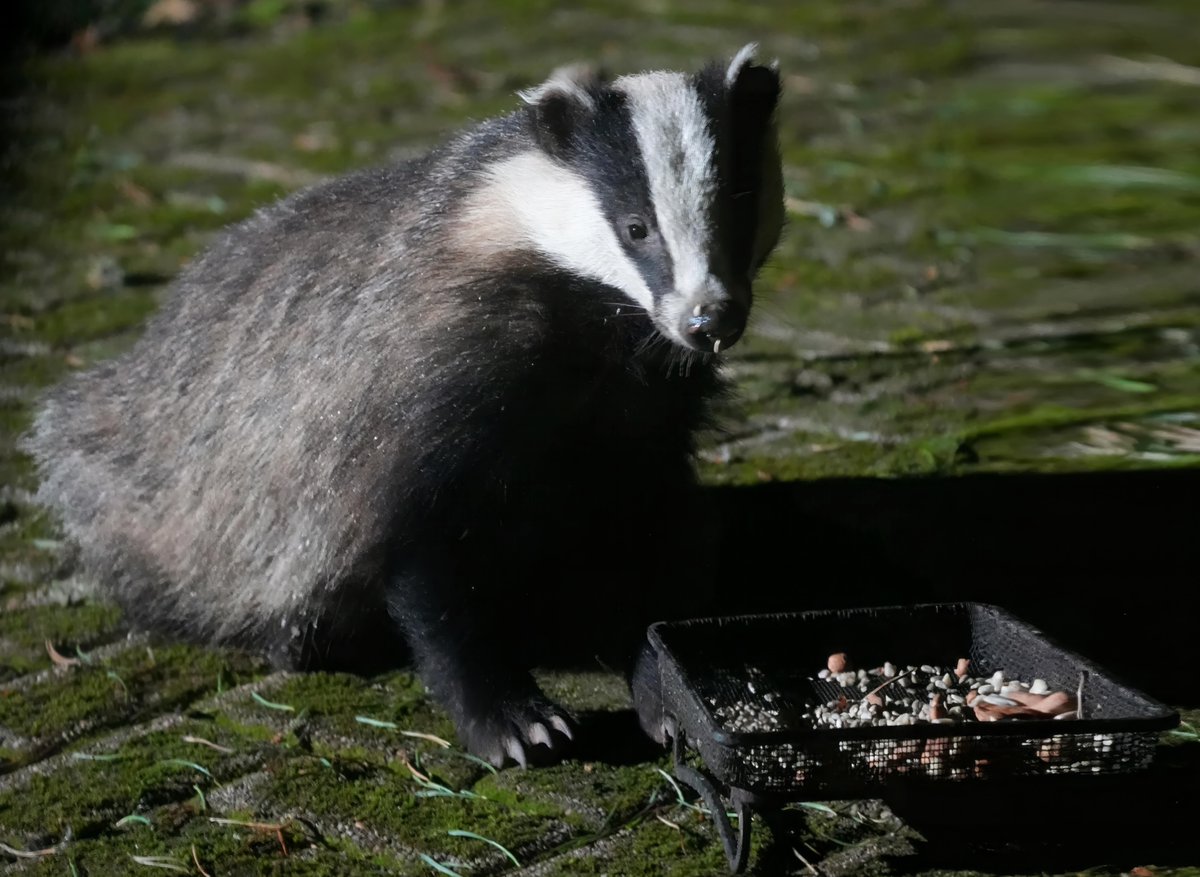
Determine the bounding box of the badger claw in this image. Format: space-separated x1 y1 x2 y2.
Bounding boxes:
504 737 528 769
528 722 552 749
549 714 574 741
459 692 576 769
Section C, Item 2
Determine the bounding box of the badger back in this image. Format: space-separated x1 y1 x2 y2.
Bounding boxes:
23 159 499 645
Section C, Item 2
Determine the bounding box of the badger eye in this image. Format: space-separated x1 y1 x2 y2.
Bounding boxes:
625 218 649 243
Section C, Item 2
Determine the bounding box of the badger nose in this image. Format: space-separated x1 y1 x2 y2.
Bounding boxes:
684 300 747 353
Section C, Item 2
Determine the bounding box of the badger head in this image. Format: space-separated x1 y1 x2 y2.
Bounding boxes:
476 46 783 355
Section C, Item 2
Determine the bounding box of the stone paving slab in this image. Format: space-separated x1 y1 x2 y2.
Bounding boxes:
3 0 1199 874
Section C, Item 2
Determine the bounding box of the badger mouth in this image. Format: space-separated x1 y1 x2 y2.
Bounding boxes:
679 299 748 354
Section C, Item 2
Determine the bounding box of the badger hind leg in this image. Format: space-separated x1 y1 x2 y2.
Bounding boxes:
385 560 575 768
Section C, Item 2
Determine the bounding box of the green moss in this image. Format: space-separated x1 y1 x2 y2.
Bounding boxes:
483 759 663 829
0 644 263 744
20 818 405 876
0 602 123 680
261 753 576 867
2 1 1200 874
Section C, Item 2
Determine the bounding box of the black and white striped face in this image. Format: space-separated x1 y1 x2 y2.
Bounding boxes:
473 46 783 354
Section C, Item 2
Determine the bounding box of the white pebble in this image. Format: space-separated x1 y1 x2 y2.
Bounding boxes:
990 671 1005 689
818 669 830 680
883 662 896 677
1029 678 1049 695
977 684 994 695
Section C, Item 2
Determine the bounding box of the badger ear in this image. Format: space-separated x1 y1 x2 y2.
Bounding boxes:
519 64 604 156
725 43 781 116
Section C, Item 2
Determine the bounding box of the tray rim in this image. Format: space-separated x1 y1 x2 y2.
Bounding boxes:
648 601 1181 748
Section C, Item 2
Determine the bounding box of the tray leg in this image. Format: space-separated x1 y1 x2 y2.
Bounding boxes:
672 733 754 873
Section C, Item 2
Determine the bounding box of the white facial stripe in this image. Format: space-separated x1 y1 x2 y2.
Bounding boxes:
615 72 716 298
458 150 654 310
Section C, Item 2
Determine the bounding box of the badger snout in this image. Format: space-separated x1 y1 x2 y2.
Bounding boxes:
682 299 747 353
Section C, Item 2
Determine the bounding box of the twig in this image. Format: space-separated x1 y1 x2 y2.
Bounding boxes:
191 845 212 877
0 841 56 859
657 813 687 853
46 640 79 668
400 729 452 748
793 847 824 875
860 675 904 702
182 735 234 754
402 757 437 787
129 855 189 873
208 818 289 856
656 814 682 831
1076 671 1088 721
354 715 398 729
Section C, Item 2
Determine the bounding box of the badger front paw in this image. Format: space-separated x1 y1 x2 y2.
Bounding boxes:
460 693 575 768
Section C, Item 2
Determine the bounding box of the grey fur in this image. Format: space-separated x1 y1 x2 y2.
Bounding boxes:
25 49 784 764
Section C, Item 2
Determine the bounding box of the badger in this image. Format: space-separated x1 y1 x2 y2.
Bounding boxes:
25 46 784 767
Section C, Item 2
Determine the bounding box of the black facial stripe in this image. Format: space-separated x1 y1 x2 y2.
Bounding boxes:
553 90 675 301
693 63 779 280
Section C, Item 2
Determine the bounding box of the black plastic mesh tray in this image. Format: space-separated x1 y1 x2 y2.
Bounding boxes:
648 602 1178 799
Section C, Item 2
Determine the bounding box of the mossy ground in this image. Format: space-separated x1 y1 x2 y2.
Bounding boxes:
2 0 1198 874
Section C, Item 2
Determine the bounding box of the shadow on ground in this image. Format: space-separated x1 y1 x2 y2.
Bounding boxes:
708 469 1198 708
558 468 1200 873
